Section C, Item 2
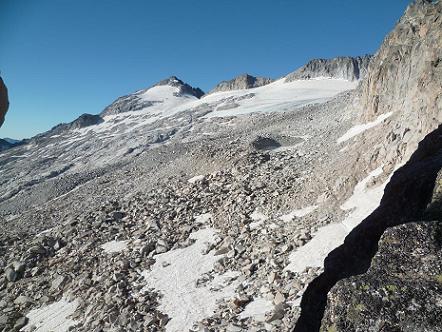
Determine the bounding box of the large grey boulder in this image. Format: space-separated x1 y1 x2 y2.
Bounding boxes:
209 74 273 94
0 76 9 128
285 56 372 82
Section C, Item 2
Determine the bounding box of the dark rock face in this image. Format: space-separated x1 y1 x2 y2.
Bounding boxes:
285 56 372 82
0 76 9 128
66 113 104 130
154 76 205 99
209 74 273 94
320 163 442 332
321 221 442 332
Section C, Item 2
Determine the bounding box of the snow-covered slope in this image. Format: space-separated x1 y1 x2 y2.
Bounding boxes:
76 77 357 138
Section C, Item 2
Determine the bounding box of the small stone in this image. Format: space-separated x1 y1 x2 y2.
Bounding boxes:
51 275 69 290
266 303 285 323
14 296 33 306
5 267 17 282
273 292 285 305
112 211 126 220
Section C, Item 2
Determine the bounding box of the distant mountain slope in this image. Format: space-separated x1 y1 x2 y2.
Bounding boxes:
0 138 13 151
3 138 20 145
101 76 204 117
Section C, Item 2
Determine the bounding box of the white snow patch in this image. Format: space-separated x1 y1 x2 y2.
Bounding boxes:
204 78 358 118
280 205 318 222
285 166 389 273
249 210 268 230
340 165 386 229
22 298 78 332
9 154 30 158
239 297 274 322
188 174 205 183
36 227 55 237
337 112 393 144
101 240 129 254
194 213 212 224
141 228 240 332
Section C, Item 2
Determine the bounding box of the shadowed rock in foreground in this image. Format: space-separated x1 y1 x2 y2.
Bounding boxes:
0 76 9 128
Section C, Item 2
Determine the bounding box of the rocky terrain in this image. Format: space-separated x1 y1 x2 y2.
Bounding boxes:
0 1 441 332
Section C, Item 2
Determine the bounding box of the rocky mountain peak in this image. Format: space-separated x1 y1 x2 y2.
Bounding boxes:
153 76 205 99
209 74 273 94
285 55 372 82
100 76 204 117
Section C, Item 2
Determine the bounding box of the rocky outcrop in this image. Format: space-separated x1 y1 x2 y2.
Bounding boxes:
359 0 442 123
295 0 442 331
50 113 104 133
100 94 159 117
154 76 204 98
321 166 442 331
0 76 9 128
209 74 273 94
321 220 442 332
295 122 442 332
285 56 371 82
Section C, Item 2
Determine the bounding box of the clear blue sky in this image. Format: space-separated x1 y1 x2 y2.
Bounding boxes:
0 0 411 139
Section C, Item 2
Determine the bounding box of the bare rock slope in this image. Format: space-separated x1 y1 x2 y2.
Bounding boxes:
285 56 371 82
209 74 273 94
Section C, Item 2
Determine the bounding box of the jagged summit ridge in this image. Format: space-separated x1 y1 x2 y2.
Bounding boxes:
154 76 205 99
285 55 372 82
209 74 273 94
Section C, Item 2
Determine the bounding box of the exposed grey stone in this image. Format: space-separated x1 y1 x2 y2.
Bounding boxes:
285 55 371 82
209 74 273 94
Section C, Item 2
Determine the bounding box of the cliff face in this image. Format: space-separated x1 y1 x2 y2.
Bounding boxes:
209 74 273 94
285 56 372 82
295 1 442 331
0 76 9 128
321 220 442 332
357 0 442 157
